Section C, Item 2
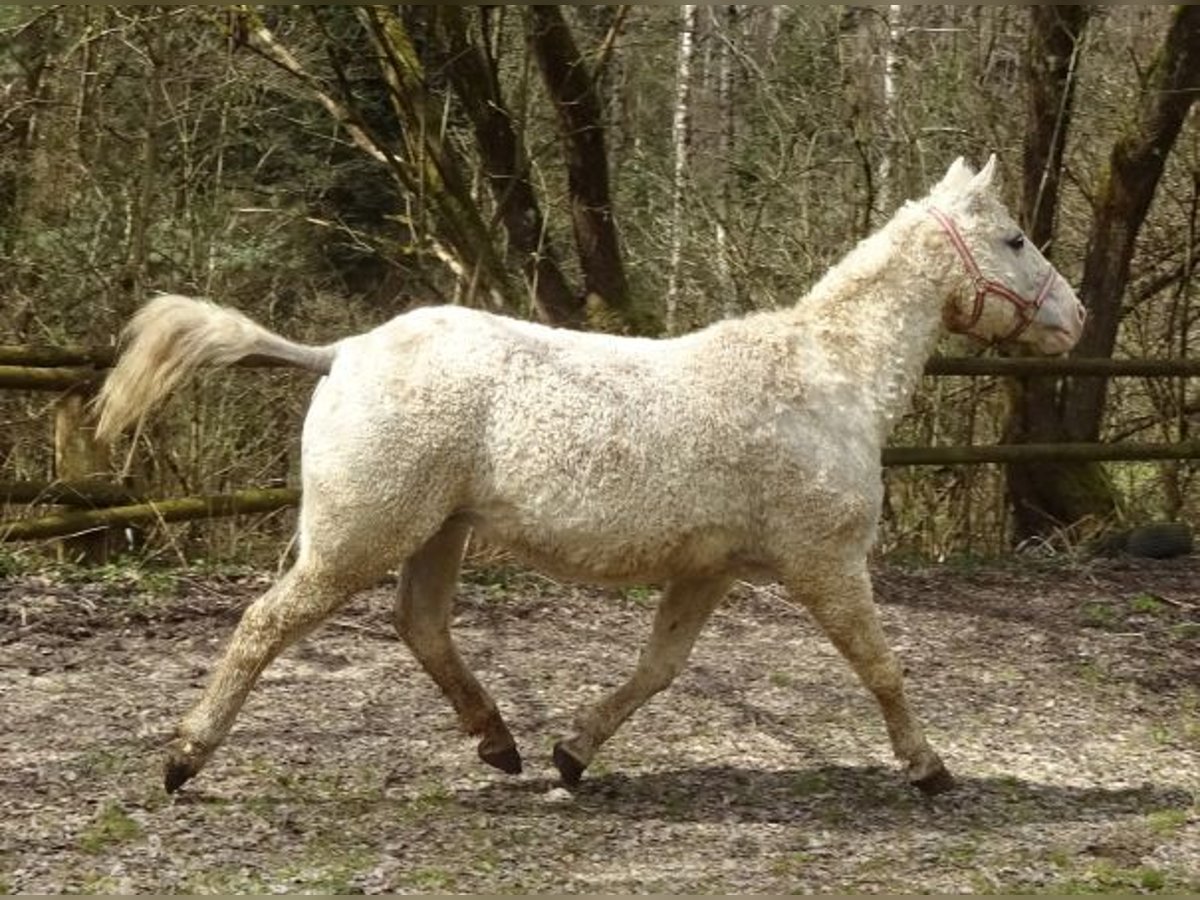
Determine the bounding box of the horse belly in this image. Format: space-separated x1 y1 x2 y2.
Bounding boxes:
468 500 756 585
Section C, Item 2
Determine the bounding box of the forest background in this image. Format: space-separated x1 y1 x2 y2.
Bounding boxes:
1 4 1197 566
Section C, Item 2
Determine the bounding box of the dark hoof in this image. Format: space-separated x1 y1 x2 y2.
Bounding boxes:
552 742 586 788
163 758 195 794
479 743 523 775
912 765 956 796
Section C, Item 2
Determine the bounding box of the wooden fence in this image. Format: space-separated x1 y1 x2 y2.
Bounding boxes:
1 345 1197 555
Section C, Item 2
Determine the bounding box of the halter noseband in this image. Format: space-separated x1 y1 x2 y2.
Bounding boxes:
927 205 1058 344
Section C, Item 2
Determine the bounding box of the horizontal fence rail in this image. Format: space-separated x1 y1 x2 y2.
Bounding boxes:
0 488 300 542
882 441 1200 466
1 344 1196 545
922 356 1200 377
5 443 1199 542
0 479 140 507
4 346 1200 387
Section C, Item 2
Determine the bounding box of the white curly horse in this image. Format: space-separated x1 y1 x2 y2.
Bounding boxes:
96 156 1085 795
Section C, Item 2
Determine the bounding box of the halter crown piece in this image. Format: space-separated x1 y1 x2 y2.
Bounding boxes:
926 205 1058 344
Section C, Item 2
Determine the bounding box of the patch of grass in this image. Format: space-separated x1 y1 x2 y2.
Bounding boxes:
79 802 141 853
1074 659 1108 685
1148 722 1174 745
938 552 992 573
1007 860 1197 895
400 867 457 891
1080 601 1119 629
76 873 124 894
1045 845 1073 868
0 872 11 894
461 562 542 596
622 584 656 608
1130 593 1167 615
769 670 794 688
397 779 458 822
788 771 829 798
52 557 178 596
1146 807 1190 835
0 547 34 577
72 748 136 778
181 866 272 894
769 850 813 876
943 839 982 864
275 843 377 894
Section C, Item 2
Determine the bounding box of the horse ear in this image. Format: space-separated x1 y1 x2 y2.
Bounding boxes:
932 157 977 200
942 157 972 189
968 154 998 193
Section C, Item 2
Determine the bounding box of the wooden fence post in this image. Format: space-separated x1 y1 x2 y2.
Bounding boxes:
53 385 115 563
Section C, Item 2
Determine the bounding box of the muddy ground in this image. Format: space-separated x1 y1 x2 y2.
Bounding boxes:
1 554 1198 894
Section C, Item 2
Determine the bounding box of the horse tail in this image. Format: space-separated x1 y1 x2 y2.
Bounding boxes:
94 294 337 442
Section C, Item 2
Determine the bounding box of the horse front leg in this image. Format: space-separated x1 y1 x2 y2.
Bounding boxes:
394 518 521 774
785 564 953 794
553 575 732 786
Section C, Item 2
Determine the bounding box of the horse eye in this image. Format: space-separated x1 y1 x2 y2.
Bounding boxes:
1006 233 1026 250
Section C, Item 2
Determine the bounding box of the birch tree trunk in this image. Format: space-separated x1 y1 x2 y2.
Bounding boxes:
876 4 902 217
715 6 739 319
666 4 697 335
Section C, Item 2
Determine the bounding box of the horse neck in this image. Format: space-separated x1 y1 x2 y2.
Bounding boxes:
786 205 958 439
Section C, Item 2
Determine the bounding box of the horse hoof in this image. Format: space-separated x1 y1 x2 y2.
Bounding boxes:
911 765 956 796
479 743 523 775
552 742 586 787
163 757 195 794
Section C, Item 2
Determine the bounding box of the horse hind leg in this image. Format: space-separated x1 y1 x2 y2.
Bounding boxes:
166 556 368 792
553 575 731 786
394 517 521 775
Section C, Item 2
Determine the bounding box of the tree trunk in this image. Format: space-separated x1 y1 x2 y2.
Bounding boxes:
1067 4 1200 438
877 4 902 217
1006 5 1200 538
430 7 582 327
1005 4 1095 537
714 6 739 319
665 4 697 335
527 6 646 331
20 9 84 228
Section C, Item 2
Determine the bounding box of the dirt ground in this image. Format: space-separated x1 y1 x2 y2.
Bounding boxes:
1 553 1198 894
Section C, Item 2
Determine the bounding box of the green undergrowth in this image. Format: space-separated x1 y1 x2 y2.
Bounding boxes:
993 862 1200 895
78 802 141 854
180 843 378 895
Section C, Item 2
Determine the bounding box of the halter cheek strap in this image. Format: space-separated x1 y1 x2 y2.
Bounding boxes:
927 205 1059 344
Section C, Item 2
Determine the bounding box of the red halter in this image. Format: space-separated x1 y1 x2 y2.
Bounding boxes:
927 205 1059 344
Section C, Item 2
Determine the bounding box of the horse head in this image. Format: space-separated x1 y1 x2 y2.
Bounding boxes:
926 155 1086 355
